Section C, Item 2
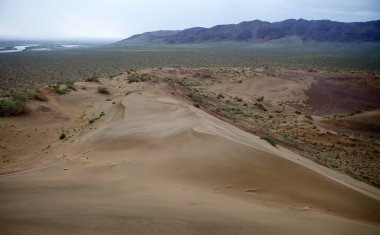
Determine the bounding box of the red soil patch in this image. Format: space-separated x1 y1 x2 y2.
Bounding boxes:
292 76 380 115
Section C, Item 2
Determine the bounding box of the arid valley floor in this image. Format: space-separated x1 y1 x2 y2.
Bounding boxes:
0 67 380 234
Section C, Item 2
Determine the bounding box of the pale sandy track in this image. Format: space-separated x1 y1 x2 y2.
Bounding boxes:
0 83 379 234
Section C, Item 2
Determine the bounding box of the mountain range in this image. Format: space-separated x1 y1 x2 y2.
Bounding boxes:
115 19 380 45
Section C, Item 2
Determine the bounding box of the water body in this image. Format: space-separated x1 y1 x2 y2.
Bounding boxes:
0 43 92 53
0 45 30 53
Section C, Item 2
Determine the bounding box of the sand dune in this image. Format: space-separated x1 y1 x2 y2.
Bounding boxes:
0 81 379 234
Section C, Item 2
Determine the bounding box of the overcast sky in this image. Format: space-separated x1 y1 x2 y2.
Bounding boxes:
0 0 379 40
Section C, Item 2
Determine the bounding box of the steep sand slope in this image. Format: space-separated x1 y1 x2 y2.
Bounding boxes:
0 85 379 234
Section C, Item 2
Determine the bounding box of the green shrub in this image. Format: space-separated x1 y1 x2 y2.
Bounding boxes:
0 92 33 117
49 84 69 95
260 136 277 147
140 73 151 82
88 118 97 124
59 133 66 140
89 112 105 124
65 81 76 91
85 76 99 82
187 91 203 105
50 81 76 95
128 76 140 84
128 73 151 83
97 86 110 95
214 105 248 118
217 93 225 99
54 86 69 95
0 98 26 117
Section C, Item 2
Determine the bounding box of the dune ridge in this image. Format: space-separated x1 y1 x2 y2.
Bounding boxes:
0 81 379 234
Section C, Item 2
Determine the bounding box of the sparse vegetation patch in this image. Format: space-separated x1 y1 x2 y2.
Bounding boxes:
261 136 277 147
0 97 26 117
128 73 152 84
0 91 37 117
85 76 99 82
49 81 76 95
89 111 105 124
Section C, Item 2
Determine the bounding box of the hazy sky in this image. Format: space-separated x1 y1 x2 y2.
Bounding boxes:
0 0 379 40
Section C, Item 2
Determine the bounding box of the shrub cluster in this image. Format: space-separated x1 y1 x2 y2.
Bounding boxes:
49 81 76 95
128 73 151 84
85 76 99 82
260 136 277 147
0 97 26 117
0 91 49 117
89 111 105 124
97 86 110 94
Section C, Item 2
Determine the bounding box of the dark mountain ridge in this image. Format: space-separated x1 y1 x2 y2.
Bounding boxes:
115 19 380 45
